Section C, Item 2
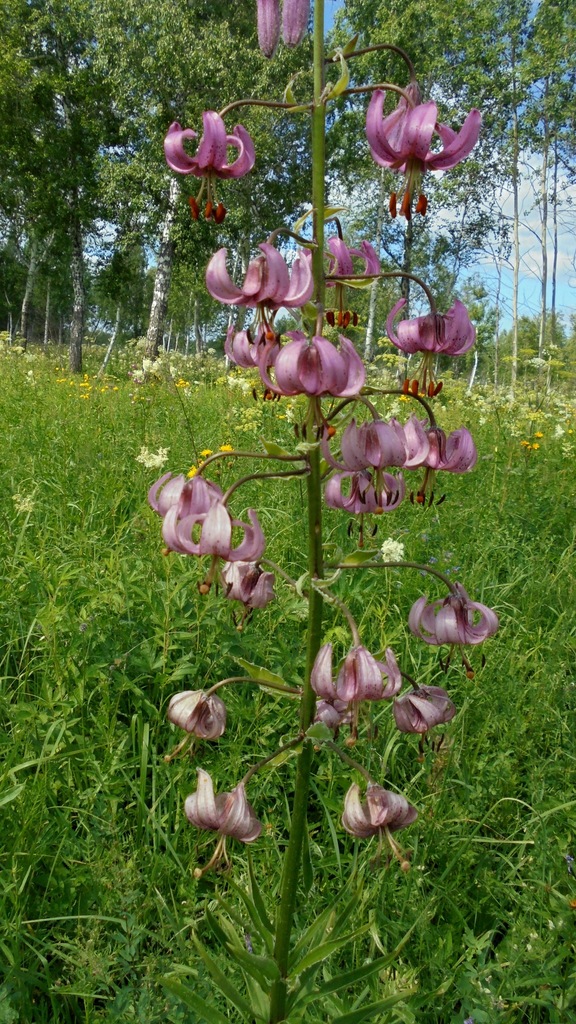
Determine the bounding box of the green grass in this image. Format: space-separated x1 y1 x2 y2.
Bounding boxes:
1 343 575 1022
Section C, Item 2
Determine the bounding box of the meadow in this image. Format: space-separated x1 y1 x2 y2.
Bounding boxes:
1 340 575 1023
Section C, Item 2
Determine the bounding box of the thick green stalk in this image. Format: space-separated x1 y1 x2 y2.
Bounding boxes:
269 5 326 1021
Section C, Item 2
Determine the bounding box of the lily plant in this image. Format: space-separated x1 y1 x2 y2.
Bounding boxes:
147 3 497 1022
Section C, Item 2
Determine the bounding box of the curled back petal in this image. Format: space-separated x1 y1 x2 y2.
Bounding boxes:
206 249 245 304
220 125 256 178
164 122 200 175
194 111 228 171
426 109 481 170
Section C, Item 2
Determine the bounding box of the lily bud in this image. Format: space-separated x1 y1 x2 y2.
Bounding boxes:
257 0 281 58
282 0 310 47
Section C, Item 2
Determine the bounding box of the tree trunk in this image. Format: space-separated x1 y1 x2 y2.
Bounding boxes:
363 168 386 362
145 177 179 359
43 281 51 345
69 214 85 374
538 84 549 360
551 136 559 348
20 236 39 348
98 304 121 376
511 56 520 396
193 295 203 354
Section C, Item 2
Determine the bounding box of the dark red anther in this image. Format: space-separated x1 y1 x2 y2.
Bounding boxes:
337 310 343 327
436 494 446 506
188 196 200 220
389 192 398 218
204 200 214 220
416 491 425 504
434 381 443 396
400 191 412 220
352 312 359 326
342 311 351 329
415 194 428 216
428 381 435 397
326 310 335 327
251 387 258 401
214 202 226 224
263 388 274 401
410 380 419 396
402 378 410 394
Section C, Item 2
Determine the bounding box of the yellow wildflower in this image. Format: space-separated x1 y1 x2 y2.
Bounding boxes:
187 465 198 478
200 448 213 458
534 431 544 439
219 444 234 452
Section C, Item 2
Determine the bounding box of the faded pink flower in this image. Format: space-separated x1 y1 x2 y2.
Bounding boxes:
342 783 417 837
167 690 227 739
184 769 261 842
393 686 455 734
409 583 499 646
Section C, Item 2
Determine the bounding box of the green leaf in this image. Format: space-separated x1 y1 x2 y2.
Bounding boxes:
306 722 332 742
0 784 24 808
260 437 291 457
340 549 380 565
161 978 229 1024
288 926 370 976
192 935 254 1020
224 942 280 984
325 53 350 100
235 658 287 687
332 992 417 1023
247 850 275 937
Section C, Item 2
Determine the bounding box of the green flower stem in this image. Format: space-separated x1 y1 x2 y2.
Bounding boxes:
270 7 327 1017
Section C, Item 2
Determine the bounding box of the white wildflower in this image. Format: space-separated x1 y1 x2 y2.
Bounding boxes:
12 492 35 514
380 538 405 562
136 446 170 470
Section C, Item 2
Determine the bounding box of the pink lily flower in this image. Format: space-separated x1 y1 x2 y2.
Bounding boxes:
311 643 401 702
206 245 313 311
387 298 476 356
322 416 429 473
258 332 365 398
423 426 477 473
366 85 481 218
148 471 223 518
387 297 476 394
342 783 417 837
283 0 310 47
185 769 261 842
167 691 227 740
314 698 352 730
325 238 381 283
393 685 456 734
164 115 255 180
409 583 499 646
225 325 280 369
324 470 405 514
257 0 281 58
221 561 275 608
162 502 266 562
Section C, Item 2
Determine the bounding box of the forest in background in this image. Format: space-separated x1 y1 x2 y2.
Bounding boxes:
1 0 575 390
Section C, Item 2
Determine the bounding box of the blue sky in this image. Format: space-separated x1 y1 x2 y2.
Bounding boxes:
320 1 574 332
